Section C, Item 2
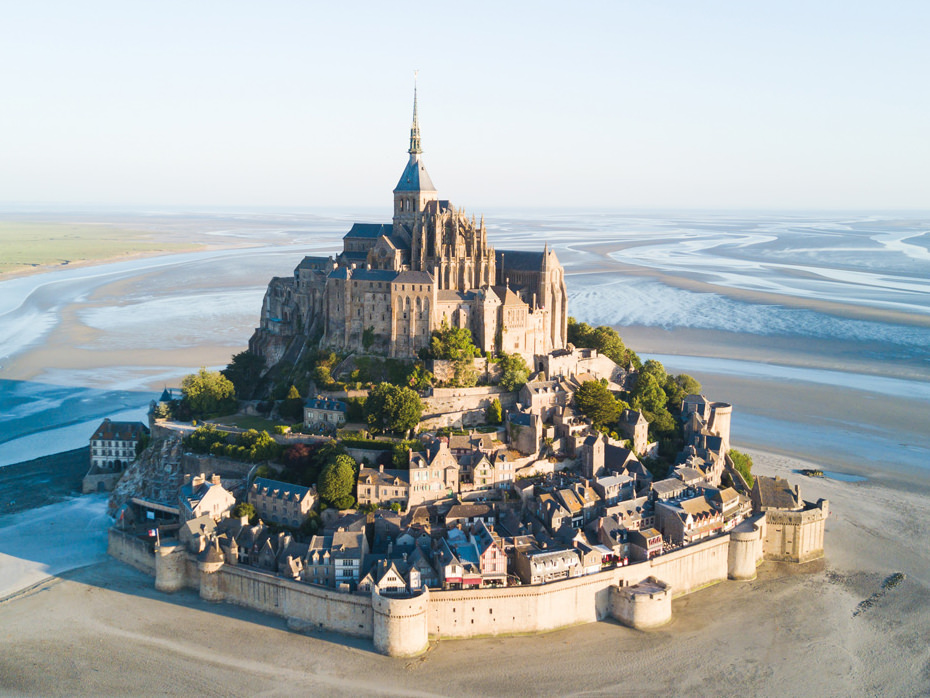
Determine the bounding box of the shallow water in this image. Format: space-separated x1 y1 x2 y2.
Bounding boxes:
0 209 928 473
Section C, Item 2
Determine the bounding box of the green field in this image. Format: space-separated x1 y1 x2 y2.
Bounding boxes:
0 222 200 276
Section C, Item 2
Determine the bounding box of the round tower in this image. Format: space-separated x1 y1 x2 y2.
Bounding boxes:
609 577 672 630
371 585 429 657
154 540 187 593
727 514 766 580
197 540 226 602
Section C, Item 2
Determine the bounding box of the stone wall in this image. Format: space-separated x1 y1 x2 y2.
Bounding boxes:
216 564 374 638
763 499 829 563
118 528 797 657
421 386 517 429
108 529 156 575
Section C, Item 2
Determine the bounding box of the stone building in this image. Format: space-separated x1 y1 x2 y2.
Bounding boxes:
178 473 236 522
248 477 317 528
249 87 568 366
89 418 148 472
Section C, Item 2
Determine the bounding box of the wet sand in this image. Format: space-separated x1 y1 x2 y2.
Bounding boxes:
0 450 927 696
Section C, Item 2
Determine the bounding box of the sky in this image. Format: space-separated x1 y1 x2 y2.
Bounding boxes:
0 1 927 211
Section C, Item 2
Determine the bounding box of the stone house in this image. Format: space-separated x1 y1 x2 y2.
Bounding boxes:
513 545 581 585
655 494 724 545
628 528 663 561
408 440 460 507
357 466 410 508
592 474 634 506
469 520 508 586
178 473 236 522
248 477 317 528
85 419 149 492
303 397 347 429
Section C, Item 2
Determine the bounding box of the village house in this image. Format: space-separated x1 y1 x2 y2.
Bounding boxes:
303 396 347 429
357 465 410 508
628 527 663 561
89 418 149 471
655 494 725 545
178 473 236 522
248 477 318 528
408 439 460 507
513 545 581 585
469 520 508 586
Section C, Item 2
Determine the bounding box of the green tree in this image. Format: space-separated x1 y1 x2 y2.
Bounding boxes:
317 454 356 506
181 368 237 417
567 317 641 368
452 358 479 387
498 353 530 392
279 384 305 422
232 501 257 523
406 362 433 391
574 380 623 428
730 449 755 487
632 372 667 415
222 350 265 400
429 319 478 361
486 398 503 425
364 382 424 435
299 510 321 537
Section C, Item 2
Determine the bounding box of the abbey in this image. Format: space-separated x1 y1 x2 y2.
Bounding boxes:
249 90 568 364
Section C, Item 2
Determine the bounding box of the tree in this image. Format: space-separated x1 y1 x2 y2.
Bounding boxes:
364 382 424 435
574 380 623 428
181 368 236 417
279 384 305 422
362 326 376 351
406 362 433 391
232 501 257 523
429 319 478 361
222 350 265 400
498 353 530 392
486 398 503 425
730 449 755 487
317 454 356 506
567 317 641 368
632 372 667 415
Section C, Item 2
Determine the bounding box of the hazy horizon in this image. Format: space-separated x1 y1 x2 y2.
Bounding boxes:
1 2 928 210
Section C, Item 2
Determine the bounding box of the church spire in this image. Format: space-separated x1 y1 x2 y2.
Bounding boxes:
409 71 422 156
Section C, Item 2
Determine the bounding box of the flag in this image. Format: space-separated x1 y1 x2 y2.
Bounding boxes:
148 529 157 537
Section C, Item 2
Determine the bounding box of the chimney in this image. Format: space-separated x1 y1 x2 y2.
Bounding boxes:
182 474 192 486
192 473 205 488
211 473 221 486
379 464 384 473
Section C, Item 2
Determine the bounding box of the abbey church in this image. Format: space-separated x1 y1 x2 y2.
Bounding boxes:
249 89 568 365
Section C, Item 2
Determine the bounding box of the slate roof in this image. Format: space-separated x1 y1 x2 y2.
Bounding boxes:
296 256 333 270
306 397 347 412
350 269 400 282
251 477 315 502
496 249 545 272
91 419 149 442
343 223 393 239
436 290 476 302
394 157 437 193
394 270 433 284
753 476 801 511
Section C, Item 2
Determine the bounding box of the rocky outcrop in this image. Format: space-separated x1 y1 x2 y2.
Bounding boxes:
108 436 185 516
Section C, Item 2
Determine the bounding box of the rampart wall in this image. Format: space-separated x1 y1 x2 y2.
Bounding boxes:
108 529 805 657
107 529 156 575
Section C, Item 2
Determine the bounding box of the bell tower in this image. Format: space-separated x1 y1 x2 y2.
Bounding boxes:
393 74 438 239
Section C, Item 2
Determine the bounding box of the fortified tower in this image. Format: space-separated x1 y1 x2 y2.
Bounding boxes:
371 584 430 657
